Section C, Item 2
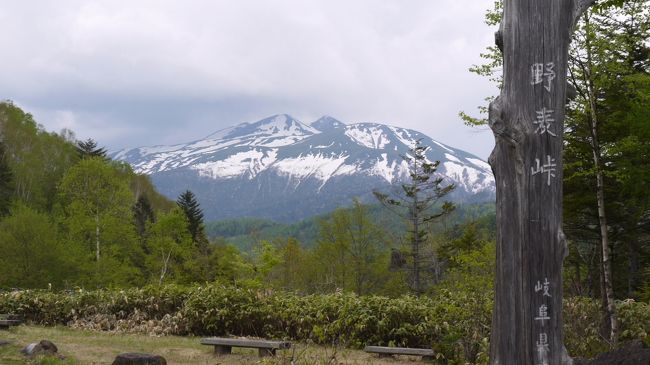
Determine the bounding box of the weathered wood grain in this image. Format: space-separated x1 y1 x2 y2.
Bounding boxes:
200 337 291 357
0 319 22 330
363 346 435 357
488 0 595 364
200 337 291 349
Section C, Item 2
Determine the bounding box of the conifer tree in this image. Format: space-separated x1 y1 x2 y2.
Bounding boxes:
76 138 108 160
374 139 455 295
133 194 155 242
176 190 207 246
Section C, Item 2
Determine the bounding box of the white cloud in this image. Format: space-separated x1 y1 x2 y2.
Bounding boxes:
0 0 497 158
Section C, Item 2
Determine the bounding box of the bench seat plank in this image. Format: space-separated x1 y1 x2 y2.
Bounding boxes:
364 346 434 357
0 320 22 330
201 338 291 349
201 337 291 357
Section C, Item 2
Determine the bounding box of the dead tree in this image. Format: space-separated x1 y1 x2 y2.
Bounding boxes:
488 0 596 364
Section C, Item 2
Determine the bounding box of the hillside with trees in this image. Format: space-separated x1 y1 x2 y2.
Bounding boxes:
1 1 649 364
0 99 496 296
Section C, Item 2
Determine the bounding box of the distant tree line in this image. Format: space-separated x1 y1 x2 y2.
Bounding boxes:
0 101 495 296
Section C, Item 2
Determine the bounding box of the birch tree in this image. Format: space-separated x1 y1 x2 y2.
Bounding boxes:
58 157 136 285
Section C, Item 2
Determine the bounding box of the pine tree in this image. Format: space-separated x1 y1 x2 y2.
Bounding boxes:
76 138 108 160
176 190 206 246
133 194 155 242
374 139 455 295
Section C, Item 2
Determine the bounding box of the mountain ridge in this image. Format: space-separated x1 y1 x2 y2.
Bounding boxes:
112 114 495 222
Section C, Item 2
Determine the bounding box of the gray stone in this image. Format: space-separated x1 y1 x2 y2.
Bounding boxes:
21 343 36 355
112 353 167 365
21 340 59 357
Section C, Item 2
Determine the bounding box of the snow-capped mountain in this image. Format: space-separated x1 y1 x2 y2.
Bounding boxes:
113 114 495 222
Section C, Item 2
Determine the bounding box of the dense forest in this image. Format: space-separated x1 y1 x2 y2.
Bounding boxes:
205 202 496 250
1 72 648 301
461 0 650 304
1 2 649 303
0 99 496 296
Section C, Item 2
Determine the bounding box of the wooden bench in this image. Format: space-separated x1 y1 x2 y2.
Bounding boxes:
200 337 291 357
0 319 22 330
364 346 435 361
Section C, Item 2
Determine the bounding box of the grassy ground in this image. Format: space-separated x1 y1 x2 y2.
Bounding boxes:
0 326 433 365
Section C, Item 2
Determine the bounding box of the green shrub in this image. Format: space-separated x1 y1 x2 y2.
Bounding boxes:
617 299 650 343
0 285 191 326
1 284 649 364
563 296 610 357
563 297 650 358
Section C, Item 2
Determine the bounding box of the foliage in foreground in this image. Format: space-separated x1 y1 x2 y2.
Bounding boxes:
0 285 648 364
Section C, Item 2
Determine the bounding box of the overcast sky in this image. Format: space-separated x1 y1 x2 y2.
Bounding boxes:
0 0 499 159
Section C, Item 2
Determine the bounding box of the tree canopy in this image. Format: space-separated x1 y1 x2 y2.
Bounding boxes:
374 139 455 295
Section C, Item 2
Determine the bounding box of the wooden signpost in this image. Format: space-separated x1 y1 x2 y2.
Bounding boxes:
488 0 596 364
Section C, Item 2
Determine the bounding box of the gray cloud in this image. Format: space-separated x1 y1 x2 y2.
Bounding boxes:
0 0 498 158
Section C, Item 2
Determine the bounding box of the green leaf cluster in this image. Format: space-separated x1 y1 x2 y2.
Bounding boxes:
1 284 648 363
0 101 239 290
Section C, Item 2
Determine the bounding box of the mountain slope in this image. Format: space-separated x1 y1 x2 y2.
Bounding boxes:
112 114 495 222
206 202 497 252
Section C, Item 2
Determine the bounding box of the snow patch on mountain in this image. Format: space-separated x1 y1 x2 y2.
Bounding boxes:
136 151 179 174
273 153 350 183
185 139 242 156
230 114 320 138
192 149 278 179
467 158 492 171
443 161 494 194
345 125 389 149
387 126 418 148
111 114 495 221
434 141 454 153
313 142 335 149
371 154 409 183
445 153 462 164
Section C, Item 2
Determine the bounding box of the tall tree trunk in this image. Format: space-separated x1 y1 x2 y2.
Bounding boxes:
627 239 639 298
159 250 171 286
587 247 597 298
590 116 618 345
413 222 421 296
584 14 618 345
413 156 421 296
573 256 582 296
95 213 100 262
488 1 595 364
